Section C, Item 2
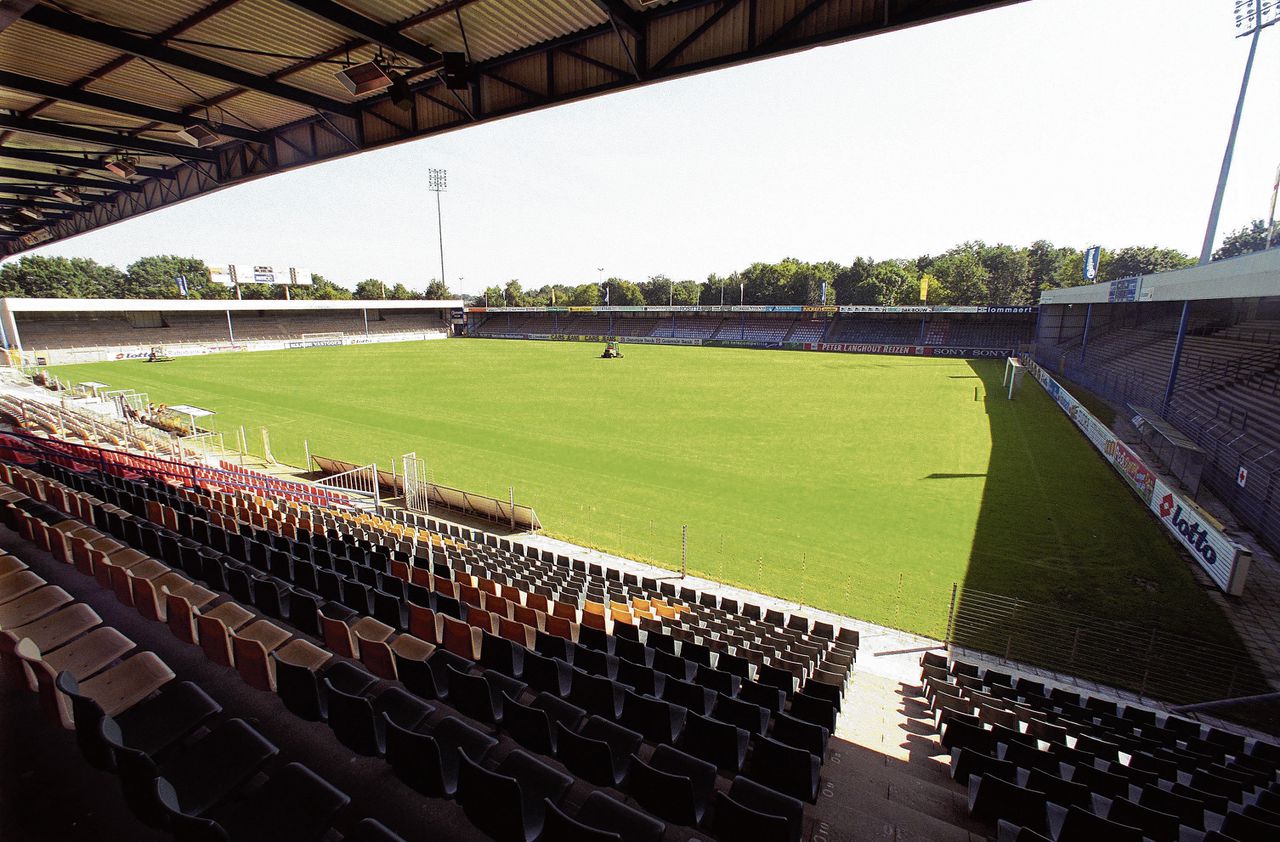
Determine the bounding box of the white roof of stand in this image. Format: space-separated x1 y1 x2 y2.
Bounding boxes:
1039 249 1280 306
167 404 214 418
1 298 463 314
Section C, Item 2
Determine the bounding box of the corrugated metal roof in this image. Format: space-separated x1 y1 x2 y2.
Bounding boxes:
84 60 238 114
0 20 122 83
403 0 606 62
56 0 215 37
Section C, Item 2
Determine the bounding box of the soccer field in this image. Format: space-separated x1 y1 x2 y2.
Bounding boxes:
50 339 1239 643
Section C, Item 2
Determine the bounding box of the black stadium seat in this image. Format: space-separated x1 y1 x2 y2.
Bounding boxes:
745 735 821 803
457 748 573 842
384 715 497 798
626 744 717 826
967 774 1048 834
59 674 220 772
542 791 666 842
715 777 805 842
350 818 407 841
156 761 350 842
680 711 748 772
555 717 641 786
108 717 279 826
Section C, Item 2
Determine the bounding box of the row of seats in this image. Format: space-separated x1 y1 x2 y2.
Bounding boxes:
9 458 822 841
4 421 857 718
918 652 1280 842
0 498 407 842
179 466 858 700
470 314 1035 349
16 313 448 352
5 463 664 841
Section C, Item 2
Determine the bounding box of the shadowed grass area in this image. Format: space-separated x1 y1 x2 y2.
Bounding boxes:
48 340 1244 650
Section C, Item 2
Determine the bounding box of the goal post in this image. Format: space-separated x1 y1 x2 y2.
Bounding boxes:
1002 356 1026 400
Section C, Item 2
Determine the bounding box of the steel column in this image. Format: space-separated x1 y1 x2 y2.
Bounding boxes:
1163 301 1192 411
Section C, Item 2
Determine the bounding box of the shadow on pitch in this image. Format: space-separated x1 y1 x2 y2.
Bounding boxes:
922 473 986 480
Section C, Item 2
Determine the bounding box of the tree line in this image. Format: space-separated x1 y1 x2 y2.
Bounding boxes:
0 254 455 302
480 221 1275 309
1 220 1274 307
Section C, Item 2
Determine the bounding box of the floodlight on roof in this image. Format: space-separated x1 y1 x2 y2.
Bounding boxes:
335 61 392 95
175 122 220 148
0 218 15 232
105 156 137 178
15 203 43 222
51 186 80 204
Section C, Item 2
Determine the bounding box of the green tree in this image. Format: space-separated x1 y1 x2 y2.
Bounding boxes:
290 273 352 300
503 280 525 307
124 255 228 299
570 283 602 306
672 280 701 306
1027 240 1074 298
1213 219 1279 261
979 244 1030 306
478 285 505 306
699 272 733 306
602 278 644 306
0 255 125 298
928 246 988 305
865 260 919 306
353 278 388 300
1100 246 1193 282
423 278 453 299
639 275 673 307
833 258 874 305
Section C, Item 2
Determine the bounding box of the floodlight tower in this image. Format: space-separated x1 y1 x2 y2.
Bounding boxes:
1200 0 1278 264
429 168 447 291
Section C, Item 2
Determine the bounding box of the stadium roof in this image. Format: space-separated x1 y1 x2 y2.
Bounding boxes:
0 0 1024 256
1038 249 1280 306
0 296 461 312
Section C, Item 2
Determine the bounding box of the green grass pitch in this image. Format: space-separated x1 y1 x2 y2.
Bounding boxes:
50 339 1241 645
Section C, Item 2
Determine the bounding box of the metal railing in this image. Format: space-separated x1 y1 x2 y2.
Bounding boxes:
947 588 1272 705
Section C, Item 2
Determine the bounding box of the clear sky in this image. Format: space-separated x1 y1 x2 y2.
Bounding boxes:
15 0 1280 297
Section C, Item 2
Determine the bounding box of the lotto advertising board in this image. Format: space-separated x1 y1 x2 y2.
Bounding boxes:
1025 358 1250 595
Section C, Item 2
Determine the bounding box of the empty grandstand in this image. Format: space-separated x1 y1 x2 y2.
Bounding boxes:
467 305 1037 355
1037 248 1280 553
0 299 460 365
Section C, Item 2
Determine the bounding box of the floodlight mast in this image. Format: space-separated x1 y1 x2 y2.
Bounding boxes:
1200 0 1277 264
429 168 447 295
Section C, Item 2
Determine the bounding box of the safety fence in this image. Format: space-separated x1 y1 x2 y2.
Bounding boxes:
947 587 1272 706
311 453 541 530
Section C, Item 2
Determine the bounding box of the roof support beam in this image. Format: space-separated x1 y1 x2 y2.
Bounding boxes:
279 0 441 67
652 0 742 73
0 185 115 202
0 71 266 143
0 198 82 214
23 4 358 118
590 0 644 37
0 0 37 34
0 167 144 193
0 115 218 161
0 147 173 179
